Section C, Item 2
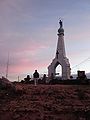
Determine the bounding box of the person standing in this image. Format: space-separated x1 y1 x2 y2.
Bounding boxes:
33 70 39 86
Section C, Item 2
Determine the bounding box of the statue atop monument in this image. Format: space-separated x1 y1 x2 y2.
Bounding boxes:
59 20 63 28
58 19 64 35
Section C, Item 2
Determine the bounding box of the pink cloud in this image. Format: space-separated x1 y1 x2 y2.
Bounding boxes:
9 57 49 74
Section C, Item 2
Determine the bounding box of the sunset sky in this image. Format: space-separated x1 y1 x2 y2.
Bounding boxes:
0 0 90 81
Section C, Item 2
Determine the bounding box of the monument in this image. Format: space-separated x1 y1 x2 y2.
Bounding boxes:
48 20 71 80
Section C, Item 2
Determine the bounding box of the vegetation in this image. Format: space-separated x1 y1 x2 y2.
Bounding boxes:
0 84 90 120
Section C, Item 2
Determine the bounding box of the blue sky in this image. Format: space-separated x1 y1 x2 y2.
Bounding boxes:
0 0 90 80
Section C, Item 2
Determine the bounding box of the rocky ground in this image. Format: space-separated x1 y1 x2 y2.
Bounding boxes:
0 83 90 120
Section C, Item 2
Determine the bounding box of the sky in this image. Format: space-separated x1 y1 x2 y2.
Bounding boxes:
0 0 90 81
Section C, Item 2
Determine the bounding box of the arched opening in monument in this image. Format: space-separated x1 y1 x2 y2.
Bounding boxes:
55 62 62 79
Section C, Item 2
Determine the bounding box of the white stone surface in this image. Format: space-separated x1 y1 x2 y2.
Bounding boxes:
48 20 71 80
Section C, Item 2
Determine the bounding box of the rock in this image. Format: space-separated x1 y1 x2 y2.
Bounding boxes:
0 76 16 91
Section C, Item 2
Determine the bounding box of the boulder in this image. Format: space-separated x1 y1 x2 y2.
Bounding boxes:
0 76 16 91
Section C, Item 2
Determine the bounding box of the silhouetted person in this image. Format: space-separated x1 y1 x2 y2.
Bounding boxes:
33 70 39 86
24 75 31 83
70 76 73 79
42 74 47 84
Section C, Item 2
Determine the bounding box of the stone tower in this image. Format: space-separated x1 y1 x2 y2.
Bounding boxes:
48 20 70 80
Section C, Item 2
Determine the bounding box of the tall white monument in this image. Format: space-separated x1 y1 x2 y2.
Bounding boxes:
48 20 71 80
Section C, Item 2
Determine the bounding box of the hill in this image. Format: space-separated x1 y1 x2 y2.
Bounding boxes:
0 83 90 120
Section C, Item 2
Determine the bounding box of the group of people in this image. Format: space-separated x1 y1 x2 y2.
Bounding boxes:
24 70 47 85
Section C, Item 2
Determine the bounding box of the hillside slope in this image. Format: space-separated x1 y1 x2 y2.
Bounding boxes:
0 84 90 120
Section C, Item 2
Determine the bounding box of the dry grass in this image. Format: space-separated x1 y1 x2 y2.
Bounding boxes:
0 83 90 120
